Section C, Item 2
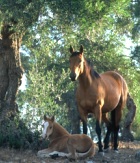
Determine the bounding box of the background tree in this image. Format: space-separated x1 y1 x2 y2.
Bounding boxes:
0 0 47 119
0 0 140 149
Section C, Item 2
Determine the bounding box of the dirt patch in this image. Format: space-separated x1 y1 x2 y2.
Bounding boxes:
0 141 140 163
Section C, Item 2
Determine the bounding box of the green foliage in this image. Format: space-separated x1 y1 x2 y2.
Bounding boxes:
17 0 140 139
0 0 140 148
0 0 47 31
0 116 45 150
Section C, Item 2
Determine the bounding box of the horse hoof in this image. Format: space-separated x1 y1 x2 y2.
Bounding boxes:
114 149 119 153
104 148 110 153
98 151 104 156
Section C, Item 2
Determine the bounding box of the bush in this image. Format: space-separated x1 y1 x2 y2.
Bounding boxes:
0 115 48 150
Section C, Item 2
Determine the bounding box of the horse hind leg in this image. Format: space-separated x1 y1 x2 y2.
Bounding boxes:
79 109 88 134
103 113 112 151
111 101 123 152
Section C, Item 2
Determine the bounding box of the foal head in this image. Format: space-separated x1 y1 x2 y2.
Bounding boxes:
69 45 85 81
42 115 54 139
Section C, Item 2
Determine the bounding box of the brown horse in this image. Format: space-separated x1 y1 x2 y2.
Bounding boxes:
69 45 128 153
37 115 95 160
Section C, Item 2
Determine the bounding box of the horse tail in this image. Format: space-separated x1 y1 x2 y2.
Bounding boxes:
78 143 95 159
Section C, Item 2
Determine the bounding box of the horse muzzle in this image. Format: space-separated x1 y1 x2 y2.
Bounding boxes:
70 72 77 81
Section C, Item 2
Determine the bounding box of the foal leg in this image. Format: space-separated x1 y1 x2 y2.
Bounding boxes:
67 139 77 160
37 148 53 158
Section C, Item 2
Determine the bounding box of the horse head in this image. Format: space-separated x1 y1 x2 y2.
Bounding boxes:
69 45 85 81
42 115 54 139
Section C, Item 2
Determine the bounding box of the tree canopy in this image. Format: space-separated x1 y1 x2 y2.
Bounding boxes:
0 0 140 149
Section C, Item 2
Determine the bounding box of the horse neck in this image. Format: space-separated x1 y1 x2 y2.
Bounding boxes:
49 122 70 142
79 62 94 88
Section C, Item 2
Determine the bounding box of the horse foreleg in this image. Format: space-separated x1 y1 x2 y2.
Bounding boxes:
78 107 88 134
83 120 87 134
95 104 103 152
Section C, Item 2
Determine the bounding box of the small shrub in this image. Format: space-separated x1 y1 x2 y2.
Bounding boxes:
0 115 43 150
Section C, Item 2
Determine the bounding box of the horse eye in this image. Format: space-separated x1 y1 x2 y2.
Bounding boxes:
50 126 52 129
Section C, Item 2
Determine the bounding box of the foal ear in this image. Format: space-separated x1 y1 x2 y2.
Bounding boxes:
80 45 83 54
51 115 55 122
70 45 74 54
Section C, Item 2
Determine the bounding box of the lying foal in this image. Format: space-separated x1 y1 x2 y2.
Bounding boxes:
37 115 95 160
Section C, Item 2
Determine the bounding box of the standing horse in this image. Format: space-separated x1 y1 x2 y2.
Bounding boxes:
37 115 95 160
69 45 128 153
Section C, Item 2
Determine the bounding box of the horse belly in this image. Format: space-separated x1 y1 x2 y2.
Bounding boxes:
77 92 102 115
102 95 121 113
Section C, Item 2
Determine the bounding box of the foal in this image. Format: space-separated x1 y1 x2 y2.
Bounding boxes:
37 115 95 160
69 45 128 153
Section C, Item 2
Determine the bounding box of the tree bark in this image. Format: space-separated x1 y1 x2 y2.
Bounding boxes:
0 24 24 121
66 88 80 134
121 94 136 141
67 104 80 134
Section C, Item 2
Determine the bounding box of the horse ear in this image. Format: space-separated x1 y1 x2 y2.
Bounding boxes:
80 45 83 54
70 45 74 54
51 116 55 122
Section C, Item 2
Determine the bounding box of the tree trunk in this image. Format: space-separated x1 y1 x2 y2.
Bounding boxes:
68 104 80 134
66 88 80 134
121 94 136 141
0 24 23 121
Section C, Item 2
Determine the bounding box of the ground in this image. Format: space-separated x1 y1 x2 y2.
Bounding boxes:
0 141 140 163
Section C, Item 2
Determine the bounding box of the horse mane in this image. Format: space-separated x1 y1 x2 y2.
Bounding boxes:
86 59 100 79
